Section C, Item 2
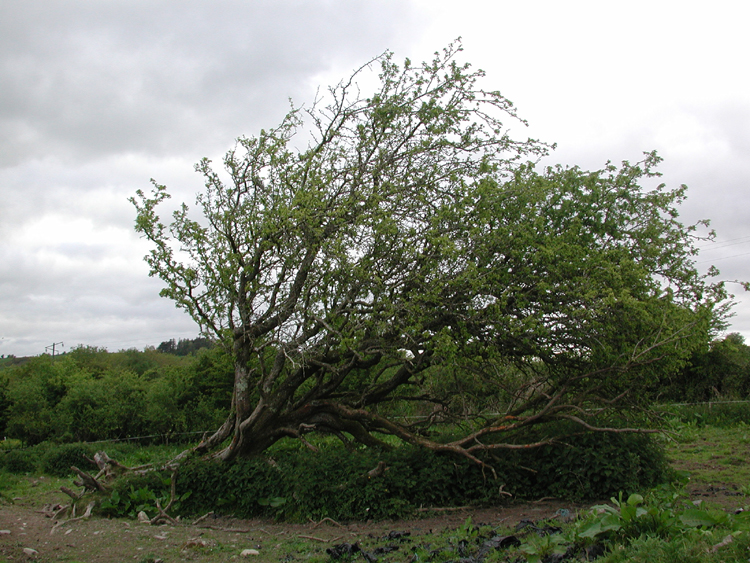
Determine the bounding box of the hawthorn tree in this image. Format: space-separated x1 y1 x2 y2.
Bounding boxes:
132 43 727 463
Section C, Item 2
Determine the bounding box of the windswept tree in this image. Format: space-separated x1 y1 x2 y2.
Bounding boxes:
132 43 727 463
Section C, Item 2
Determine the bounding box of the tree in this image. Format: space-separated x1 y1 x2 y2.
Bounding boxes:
132 43 727 463
661 333 750 401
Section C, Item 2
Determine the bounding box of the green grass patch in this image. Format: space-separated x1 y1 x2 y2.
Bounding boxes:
665 421 750 496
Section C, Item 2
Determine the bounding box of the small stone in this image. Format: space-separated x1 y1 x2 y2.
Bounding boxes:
23 547 38 557
0 530 11 535
241 548 260 557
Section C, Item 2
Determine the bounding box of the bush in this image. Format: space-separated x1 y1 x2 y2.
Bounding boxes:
96 470 179 519
664 401 750 427
41 443 98 477
175 428 669 521
0 448 40 474
518 431 669 500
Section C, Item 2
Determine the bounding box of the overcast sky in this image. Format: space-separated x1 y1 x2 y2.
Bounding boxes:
1 0 748 357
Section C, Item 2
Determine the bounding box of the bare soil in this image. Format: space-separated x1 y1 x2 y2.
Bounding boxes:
0 482 583 563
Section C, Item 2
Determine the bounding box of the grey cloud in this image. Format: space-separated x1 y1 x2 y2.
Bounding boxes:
0 239 196 355
0 0 423 356
0 0 418 166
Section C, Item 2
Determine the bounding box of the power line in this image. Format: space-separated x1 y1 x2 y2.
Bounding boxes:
696 251 750 265
698 235 750 251
45 341 64 358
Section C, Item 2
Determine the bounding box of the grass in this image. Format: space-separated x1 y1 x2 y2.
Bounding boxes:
665 420 750 507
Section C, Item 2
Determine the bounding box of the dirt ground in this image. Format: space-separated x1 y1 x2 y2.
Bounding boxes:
3 467 744 562
0 484 582 563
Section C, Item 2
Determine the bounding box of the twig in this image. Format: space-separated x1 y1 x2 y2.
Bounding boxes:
192 511 215 525
311 517 343 529
50 501 95 534
299 535 343 543
197 525 251 533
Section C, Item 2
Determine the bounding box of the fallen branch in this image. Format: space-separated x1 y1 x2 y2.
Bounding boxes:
52 504 69 521
149 469 178 525
258 527 286 536
192 511 215 526
197 525 251 533
71 466 108 493
150 499 178 526
50 501 95 534
60 487 82 501
37 503 67 518
299 535 343 543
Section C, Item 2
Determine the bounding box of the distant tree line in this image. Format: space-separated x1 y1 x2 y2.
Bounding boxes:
156 337 213 356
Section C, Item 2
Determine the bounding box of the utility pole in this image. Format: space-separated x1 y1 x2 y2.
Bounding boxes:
45 342 64 358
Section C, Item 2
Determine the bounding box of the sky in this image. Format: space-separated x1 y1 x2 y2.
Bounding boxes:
1 0 748 357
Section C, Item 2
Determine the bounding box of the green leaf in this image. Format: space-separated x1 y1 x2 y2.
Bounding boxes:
679 509 721 528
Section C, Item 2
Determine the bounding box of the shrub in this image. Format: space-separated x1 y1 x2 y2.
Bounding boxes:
41 443 98 477
518 431 669 500
0 448 40 474
175 428 668 521
99 470 174 519
665 401 750 427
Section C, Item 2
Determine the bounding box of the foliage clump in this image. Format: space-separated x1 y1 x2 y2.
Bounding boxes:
660 332 750 403
40 443 98 477
175 429 668 521
0 346 232 444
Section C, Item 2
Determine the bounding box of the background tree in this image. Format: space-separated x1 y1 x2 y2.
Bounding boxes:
132 43 727 463
660 333 750 402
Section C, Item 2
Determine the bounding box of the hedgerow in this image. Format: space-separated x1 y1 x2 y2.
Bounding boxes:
175 429 668 521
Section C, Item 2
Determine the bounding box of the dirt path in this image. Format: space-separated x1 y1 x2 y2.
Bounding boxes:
1 490 582 563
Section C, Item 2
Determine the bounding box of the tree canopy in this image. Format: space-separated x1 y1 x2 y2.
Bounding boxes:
132 43 728 463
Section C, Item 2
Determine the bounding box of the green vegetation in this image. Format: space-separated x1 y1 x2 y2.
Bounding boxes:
658 332 750 402
0 344 232 444
170 428 667 522
2 411 750 562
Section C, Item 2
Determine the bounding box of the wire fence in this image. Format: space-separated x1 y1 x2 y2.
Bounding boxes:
655 400 750 408
3 400 750 449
